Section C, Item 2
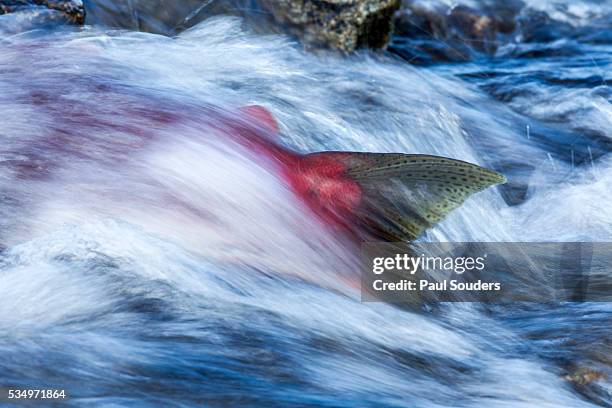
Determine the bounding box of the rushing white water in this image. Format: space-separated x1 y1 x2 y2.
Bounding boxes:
0 14 610 407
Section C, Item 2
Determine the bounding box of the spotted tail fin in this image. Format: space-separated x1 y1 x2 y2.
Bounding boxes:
309 152 506 241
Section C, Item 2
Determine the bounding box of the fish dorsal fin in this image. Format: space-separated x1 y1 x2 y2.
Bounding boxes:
239 105 279 133
307 152 506 241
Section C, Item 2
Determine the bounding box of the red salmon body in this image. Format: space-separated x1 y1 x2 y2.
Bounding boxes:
229 105 505 242
283 155 362 233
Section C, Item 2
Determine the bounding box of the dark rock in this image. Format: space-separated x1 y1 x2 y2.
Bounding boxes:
390 0 523 63
564 367 605 386
448 5 497 53
83 0 233 35
254 0 402 52
393 3 446 39
83 0 293 39
83 0 288 38
516 9 573 43
390 3 475 63
0 0 84 24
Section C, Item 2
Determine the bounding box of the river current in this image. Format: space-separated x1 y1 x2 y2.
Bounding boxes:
0 0 610 406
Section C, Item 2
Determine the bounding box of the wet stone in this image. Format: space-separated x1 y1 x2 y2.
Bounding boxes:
0 0 84 25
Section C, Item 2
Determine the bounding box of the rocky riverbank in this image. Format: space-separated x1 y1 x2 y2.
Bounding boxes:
3 0 609 60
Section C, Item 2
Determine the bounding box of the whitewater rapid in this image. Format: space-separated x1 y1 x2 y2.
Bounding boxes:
0 11 610 407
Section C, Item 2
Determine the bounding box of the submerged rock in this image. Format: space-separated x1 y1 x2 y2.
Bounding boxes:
391 3 470 63
390 0 612 63
564 368 605 386
0 0 84 25
83 0 228 35
257 0 401 52
390 0 522 63
448 5 498 54
515 9 574 44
